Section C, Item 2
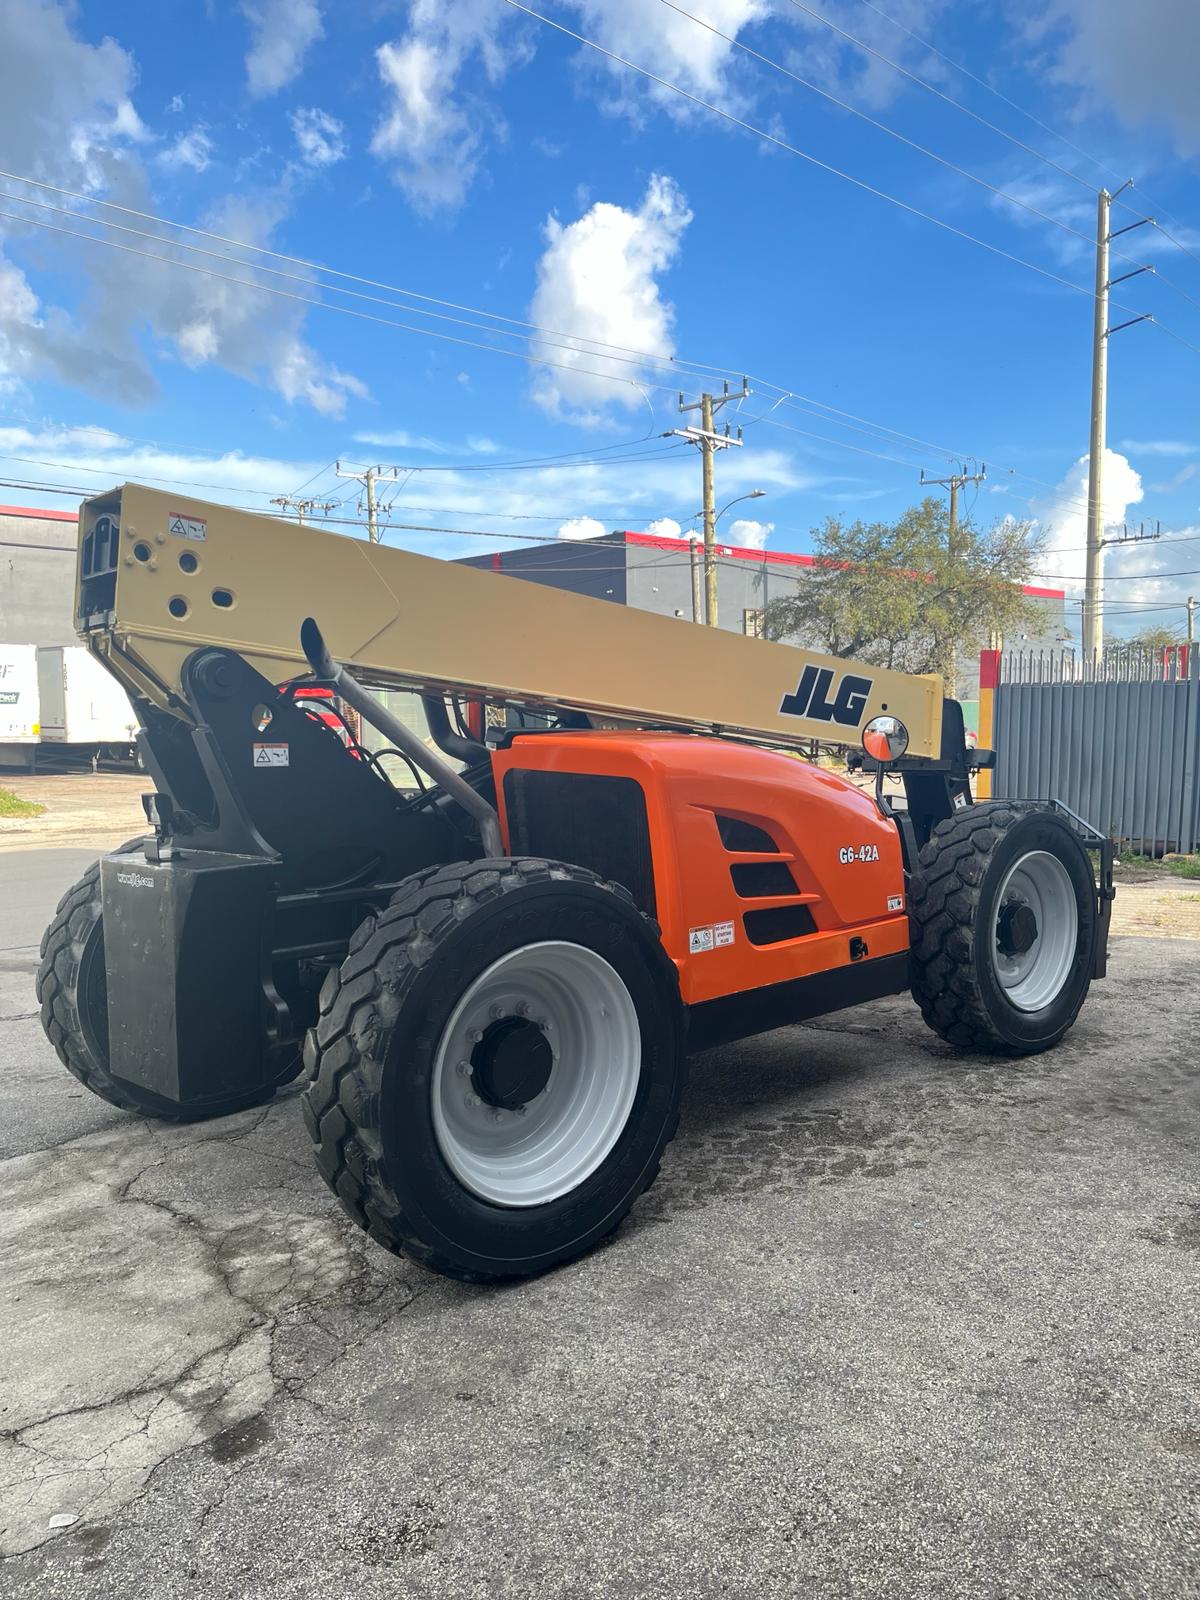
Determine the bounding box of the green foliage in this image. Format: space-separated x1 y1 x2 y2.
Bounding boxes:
1124 625 1184 652
761 497 1042 680
0 787 45 818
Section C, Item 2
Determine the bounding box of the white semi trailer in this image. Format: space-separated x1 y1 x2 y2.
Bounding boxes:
0 644 40 770
35 645 137 759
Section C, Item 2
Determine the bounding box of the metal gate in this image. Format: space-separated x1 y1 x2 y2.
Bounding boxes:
982 645 1200 853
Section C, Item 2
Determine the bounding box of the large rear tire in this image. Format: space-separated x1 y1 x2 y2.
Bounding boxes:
302 858 686 1282
909 804 1097 1056
37 841 288 1120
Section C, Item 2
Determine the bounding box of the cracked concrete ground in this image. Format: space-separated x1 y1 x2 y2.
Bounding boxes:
1 847 1197 1599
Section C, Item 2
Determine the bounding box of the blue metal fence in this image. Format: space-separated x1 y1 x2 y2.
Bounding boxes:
993 645 1200 853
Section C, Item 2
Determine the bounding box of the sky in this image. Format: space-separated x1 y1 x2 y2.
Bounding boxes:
3 0 1200 641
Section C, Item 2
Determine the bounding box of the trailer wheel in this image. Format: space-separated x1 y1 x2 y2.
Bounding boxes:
909 804 1097 1055
303 858 685 1282
37 842 287 1120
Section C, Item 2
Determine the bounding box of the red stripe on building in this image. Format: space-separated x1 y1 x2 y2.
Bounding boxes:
618 531 1063 598
0 504 77 522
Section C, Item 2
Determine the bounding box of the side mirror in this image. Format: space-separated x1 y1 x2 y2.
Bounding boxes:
862 714 909 765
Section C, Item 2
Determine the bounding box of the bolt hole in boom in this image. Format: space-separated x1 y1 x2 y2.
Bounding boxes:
179 550 199 573
168 596 189 619
133 541 152 563
212 588 235 609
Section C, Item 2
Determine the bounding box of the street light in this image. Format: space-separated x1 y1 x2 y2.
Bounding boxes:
687 488 766 531
683 491 766 627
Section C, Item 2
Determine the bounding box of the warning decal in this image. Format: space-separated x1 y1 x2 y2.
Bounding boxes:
887 894 904 912
168 512 207 541
714 920 735 947
688 926 715 954
253 743 289 768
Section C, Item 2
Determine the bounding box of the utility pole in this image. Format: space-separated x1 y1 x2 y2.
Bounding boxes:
1188 596 1196 648
1083 182 1154 660
689 536 703 625
919 459 986 695
336 461 402 543
270 494 337 525
667 379 749 626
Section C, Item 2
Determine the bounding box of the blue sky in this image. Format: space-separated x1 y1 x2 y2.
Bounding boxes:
3 0 1200 637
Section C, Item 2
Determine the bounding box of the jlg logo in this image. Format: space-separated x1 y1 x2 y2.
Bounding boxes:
779 665 873 727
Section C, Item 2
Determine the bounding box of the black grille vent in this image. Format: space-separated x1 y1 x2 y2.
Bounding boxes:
715 815 779 853
744 905 818 945
731 861 798 898
504 770 656 916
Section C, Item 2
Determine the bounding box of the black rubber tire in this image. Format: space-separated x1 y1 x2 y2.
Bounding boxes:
909 803 1097 1056
36 840 283 1120
302 858 686 1283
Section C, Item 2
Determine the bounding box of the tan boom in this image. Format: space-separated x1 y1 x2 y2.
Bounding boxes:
75 484 944 757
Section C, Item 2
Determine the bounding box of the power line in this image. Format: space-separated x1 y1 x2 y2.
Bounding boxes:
1 169 1185 504
783 0 1096 195
0 167 751 391
662 0 1114 255
853 0 1121 188
503 1 1187 345
0 206 692 405
787 0 1200 290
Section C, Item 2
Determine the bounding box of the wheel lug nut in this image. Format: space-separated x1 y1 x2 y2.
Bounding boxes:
457 1060 472 1077
489 1004 505 1020
514 1104 527 1117
468 1028 483 1043
489 1108 504 1123
465 1094 481 1109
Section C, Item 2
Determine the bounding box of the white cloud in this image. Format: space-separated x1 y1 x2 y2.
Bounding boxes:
371 1 527 213
166 94 184 114
646 517 685 538
242 0 323 98
1032 449 1143 591
159 126 213 173
1119 439 1196 457
528 175 692 425
726 517 774 549
84 190 367 417
1038 0 1200 156
0 424 328 509
559 516 607 540
1028 448 1193 626
561 0 769 115
0 1 364 418
781 0 950 113
352 430 499 455
291 107 345 167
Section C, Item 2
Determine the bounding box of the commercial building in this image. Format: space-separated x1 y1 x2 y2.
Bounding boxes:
0 504 79 646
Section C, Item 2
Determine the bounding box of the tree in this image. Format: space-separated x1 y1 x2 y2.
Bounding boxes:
1126 625 1183 652
761 498 1042 684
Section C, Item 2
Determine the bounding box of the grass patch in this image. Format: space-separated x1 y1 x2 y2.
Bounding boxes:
1113 848 1200 879
0 786 45 819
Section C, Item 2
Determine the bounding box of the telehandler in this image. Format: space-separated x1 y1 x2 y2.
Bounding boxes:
38 486 1113 1281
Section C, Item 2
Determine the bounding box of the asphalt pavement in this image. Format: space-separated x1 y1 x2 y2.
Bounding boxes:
1 846 1197 1600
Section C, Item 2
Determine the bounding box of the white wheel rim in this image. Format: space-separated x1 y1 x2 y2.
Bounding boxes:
431 941 642 1207
991 849 1078 1012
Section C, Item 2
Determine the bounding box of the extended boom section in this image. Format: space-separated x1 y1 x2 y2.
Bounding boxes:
76 484 942 756
36 481 1110 1284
